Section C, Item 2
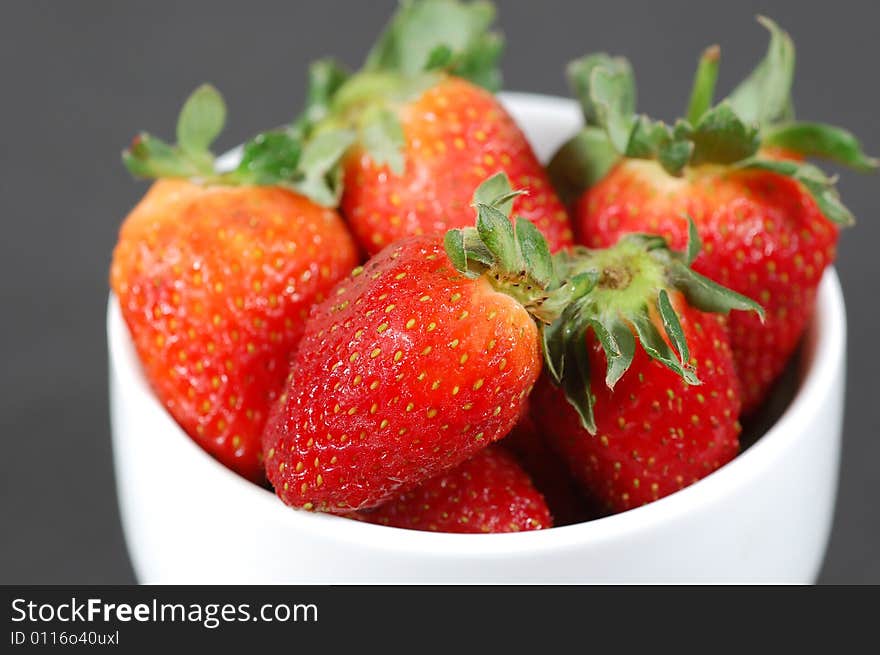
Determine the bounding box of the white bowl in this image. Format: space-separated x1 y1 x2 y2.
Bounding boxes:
109 93 846 584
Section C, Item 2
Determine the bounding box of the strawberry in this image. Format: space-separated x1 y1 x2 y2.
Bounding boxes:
532 228 762 513
549 18 876 413
111 85 359 482
262 174 591 512
294 0 573 254
340 75 573 254
357 446 552 532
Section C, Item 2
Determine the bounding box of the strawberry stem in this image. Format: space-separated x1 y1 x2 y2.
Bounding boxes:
685 45 720 125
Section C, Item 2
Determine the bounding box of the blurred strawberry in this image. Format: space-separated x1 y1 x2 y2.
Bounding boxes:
358 446 552 533
111 85 359 482
294 0 573 254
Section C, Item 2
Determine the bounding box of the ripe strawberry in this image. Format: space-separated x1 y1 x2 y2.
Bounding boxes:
262 175 590 512
502 407 593 525
358 446 552 533
295 0 573 254
549 18 875 413
111 85 359 482
341 75 573 254
532 228 762 513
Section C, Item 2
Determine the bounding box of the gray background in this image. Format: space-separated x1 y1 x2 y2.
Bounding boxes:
1 0 877 584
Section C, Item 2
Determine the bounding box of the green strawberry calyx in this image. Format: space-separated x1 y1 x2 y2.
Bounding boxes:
444 173 596 324
123 84 355 206
548 16 877 225
541 218 763 434
296 0 503 176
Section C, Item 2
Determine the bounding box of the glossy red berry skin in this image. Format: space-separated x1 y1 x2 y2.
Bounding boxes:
262 235 542 512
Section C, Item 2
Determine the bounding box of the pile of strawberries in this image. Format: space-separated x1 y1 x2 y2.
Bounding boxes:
110 1 874 532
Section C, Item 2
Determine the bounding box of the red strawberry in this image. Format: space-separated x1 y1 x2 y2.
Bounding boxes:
358 446 552 533
262 175 591 512
532 229 762 513
502 407 593 525
111 85 359 482
295 0 573 254
550 19 875 413
341 75 573 254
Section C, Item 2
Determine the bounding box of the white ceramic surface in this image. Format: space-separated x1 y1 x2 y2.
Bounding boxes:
109 93 846 584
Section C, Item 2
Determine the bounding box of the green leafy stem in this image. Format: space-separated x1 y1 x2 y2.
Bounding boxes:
123 84 355 206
